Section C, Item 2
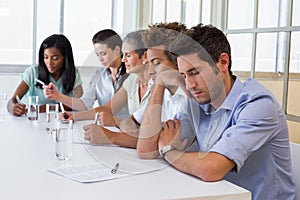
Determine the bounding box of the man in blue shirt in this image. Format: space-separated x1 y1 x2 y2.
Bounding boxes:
156 24 296 200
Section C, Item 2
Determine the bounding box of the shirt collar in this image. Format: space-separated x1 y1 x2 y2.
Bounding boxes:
164 87 186 99
200 76 243 114
221 76 243 110
103 62 127 78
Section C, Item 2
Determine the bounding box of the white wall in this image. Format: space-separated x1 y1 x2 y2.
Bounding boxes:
0 74 20 97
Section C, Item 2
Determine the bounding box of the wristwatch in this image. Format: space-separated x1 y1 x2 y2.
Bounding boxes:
160 145 176 158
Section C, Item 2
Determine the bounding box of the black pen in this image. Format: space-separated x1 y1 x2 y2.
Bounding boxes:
111 163 119 174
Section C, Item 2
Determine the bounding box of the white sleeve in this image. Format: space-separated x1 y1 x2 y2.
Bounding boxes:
132 102 147 125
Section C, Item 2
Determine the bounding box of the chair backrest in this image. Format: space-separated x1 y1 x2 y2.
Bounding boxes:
290 142 300 200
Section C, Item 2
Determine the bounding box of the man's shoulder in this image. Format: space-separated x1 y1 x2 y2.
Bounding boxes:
236 78 275 101
243 78 269 92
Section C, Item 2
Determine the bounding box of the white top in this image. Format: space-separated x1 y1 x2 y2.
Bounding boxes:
132 87 187 124
161 87 187 121
132 87 199 151
122 74 153 115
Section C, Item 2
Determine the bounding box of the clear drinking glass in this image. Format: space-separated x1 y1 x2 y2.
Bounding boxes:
46 103 59 134
55 120 73 160
27 96 39 122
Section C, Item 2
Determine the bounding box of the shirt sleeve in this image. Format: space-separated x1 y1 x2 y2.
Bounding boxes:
21 65 38 97
210 96 282 172
80 71 98 109
175 111 199 152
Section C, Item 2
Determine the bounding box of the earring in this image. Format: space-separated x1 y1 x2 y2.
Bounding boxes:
143 61 148 65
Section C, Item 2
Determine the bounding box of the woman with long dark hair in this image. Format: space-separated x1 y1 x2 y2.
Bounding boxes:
7 34 83 115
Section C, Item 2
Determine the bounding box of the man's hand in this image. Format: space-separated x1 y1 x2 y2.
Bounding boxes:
158 119 189 151
155 69 193 99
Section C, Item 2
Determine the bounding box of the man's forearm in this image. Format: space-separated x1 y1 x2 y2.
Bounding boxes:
60 95 87 111
137 84 165 158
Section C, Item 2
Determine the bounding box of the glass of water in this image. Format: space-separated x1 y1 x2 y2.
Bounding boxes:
27 96 39 122
46 103 59 134
55 120 73 160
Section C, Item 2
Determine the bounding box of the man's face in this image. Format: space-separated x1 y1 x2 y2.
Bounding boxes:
146 46 177 79
178 53 224 105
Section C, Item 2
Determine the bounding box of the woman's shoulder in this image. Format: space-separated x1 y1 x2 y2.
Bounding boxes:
126 73 138 81
24 64 38 73
123 73 138 84
74 67 81 76
122 74 138 91
22 65 39 79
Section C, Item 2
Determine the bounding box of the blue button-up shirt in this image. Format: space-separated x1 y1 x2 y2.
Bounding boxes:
184 77 295 200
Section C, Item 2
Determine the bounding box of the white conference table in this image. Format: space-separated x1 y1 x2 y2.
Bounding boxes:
0 113 251 200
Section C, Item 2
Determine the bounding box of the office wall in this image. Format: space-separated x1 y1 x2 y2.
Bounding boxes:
1 72 299 143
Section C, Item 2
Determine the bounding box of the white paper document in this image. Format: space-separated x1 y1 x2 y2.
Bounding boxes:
49 159 165 183
72 120 120 145
50 120 169 183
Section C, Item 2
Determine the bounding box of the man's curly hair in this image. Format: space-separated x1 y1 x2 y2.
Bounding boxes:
141 22 187 63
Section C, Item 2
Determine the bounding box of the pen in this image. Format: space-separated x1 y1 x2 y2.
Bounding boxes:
36 78 53 90
111 163 119 174
35 78 45 86
16 95 22 104
94 112 99 125
59 102 68 119
16 95 26 116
